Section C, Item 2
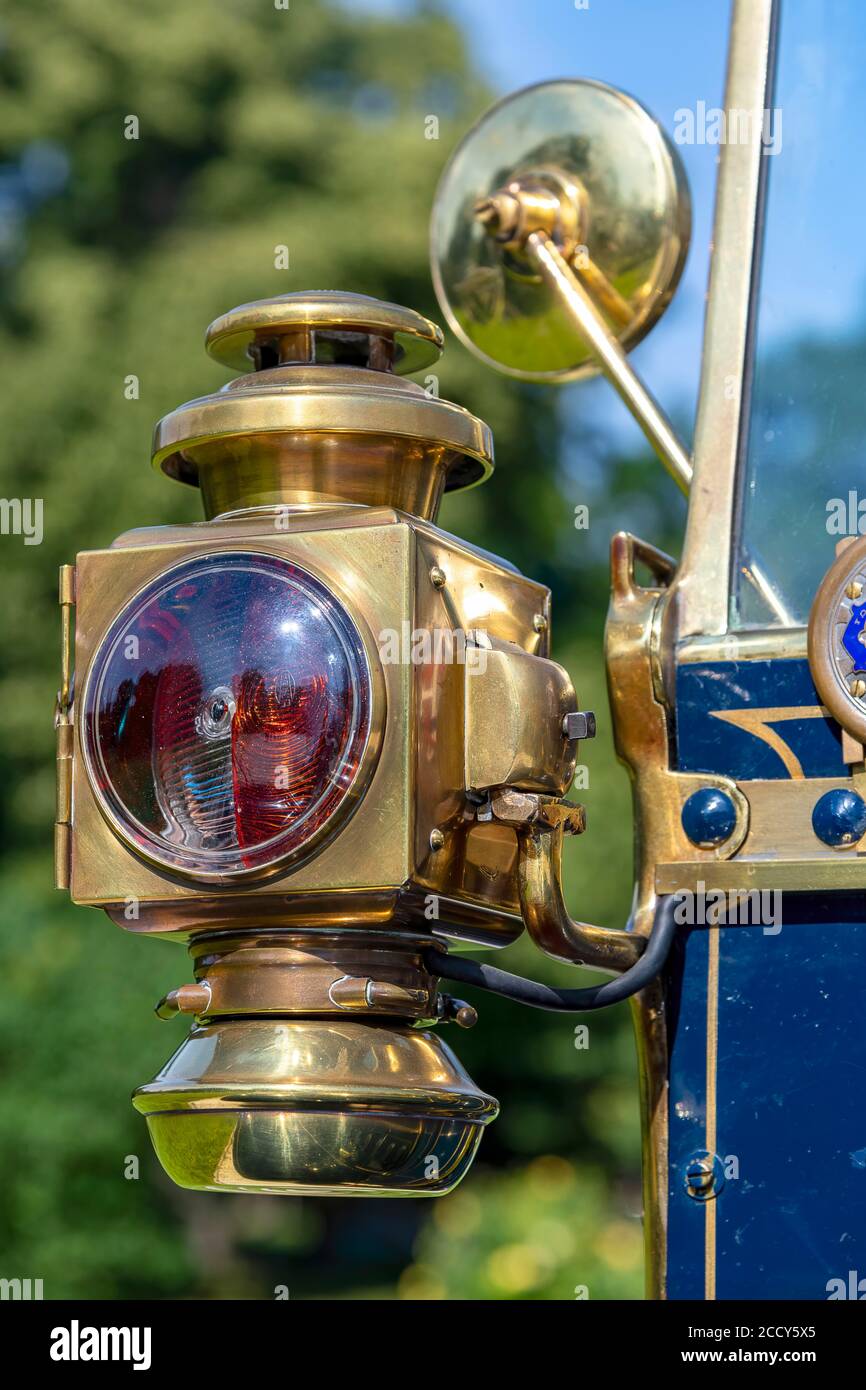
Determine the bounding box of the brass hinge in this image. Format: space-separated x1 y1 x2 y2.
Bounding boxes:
54 564 75 890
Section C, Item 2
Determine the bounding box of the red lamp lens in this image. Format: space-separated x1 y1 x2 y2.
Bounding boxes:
83 553 372 877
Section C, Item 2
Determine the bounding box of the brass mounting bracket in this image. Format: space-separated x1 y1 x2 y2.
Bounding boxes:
491 789 644 974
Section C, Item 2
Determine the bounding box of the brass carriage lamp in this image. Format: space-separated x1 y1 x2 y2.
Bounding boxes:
56 79 690 1201
56 289 597 1197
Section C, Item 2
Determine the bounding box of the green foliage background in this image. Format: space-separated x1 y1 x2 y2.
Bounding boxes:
0 0 683 1300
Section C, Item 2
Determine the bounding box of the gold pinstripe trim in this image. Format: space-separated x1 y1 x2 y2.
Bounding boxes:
704 927 720 1299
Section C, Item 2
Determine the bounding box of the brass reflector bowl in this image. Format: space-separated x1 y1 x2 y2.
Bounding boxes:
133 1018 498 1197
430 79 691 380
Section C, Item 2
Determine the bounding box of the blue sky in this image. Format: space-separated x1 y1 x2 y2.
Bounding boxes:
346 0 866 449
345 0 733 459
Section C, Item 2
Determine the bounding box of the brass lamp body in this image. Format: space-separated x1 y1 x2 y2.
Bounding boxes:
56 291 588 1197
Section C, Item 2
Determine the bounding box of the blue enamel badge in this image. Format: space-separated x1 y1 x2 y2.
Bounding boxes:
841 602 866 670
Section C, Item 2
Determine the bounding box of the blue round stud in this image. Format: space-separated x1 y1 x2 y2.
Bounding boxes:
681 788 737 849
811 788 866 847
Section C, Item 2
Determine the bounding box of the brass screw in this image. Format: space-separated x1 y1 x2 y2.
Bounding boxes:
685 1155 717 1200
847 581 864 601
429 828 445 851
851 679 866 698
532 612 548 634
430 565 447 589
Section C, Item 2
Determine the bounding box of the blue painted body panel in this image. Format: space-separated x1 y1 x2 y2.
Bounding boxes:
666 656 866 1299
676 658 842 779
665 923 709 1296
666 900 866 1300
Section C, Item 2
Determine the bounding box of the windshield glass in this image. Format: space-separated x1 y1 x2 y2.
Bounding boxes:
732 0 866 628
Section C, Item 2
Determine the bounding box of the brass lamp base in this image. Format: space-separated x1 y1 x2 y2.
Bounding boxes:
134 929 497 1196
134 1017 498 1197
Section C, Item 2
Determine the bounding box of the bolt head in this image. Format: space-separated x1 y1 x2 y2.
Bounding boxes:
430 565 447 589
455 1004 478 1029
429 828 446 851
473 191 521 240
683 1150 724 1201
562 710 596 741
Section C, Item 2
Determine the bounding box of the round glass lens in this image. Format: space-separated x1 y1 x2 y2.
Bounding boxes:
82 553 371 877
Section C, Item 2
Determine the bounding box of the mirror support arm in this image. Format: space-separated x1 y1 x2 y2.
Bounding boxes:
527 231 793 625
526 230 693 494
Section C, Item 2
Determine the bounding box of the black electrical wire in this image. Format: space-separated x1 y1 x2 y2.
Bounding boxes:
426 893 678 1012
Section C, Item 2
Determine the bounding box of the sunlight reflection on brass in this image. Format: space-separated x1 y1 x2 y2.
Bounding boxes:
134 1018 497 1196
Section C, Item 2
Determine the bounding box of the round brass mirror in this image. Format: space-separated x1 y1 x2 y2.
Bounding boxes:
430 79 691 381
